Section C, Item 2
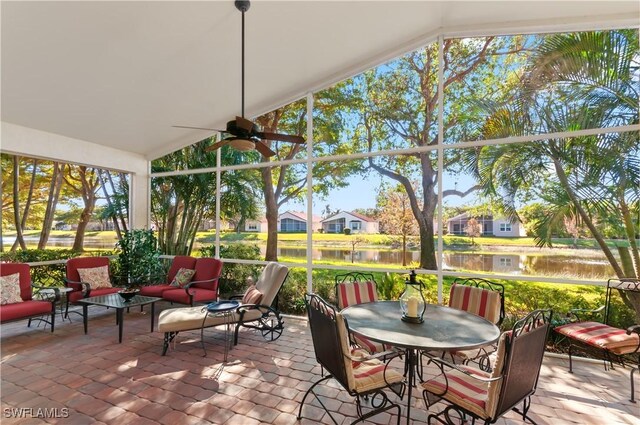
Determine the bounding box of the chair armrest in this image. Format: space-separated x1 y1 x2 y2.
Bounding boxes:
566 305 605 322
626 325 640 335
184 277 220 292
63 278 91 296
343 349 399 363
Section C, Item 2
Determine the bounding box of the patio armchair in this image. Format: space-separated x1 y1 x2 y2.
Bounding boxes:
298 294 405 425
64 256 121 316
160 257 223 306
443 278 505 368
158 261 288 355
335 272 394 356
554 278 639 403
422 309 552 425
138 255 197 297
1 263 59 332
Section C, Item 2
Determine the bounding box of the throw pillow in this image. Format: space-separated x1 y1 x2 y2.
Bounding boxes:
242 285 263 305
0 273 24 305
170 268 196 288
77 265 112 289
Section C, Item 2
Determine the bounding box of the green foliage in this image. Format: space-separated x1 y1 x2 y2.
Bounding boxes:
199 244 262 295
115 230 162 285
0 249 117 286
343 228 351 235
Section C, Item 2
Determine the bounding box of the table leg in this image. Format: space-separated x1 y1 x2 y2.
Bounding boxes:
117 308 124 343
150 302 156 332
83 305 88 334
405 348 416 425
201 313 209 357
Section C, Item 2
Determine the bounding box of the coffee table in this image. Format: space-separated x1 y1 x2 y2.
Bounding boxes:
78 294 162 343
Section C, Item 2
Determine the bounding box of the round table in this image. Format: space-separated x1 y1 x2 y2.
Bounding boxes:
342 301 500 424
201 300 240 362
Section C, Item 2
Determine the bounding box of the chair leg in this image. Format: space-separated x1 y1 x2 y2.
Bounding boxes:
50 310 55 333
297 375 332 421
234 322 241 345
630 366 637 403
27 318 32 328
568 343 574 373
162 332 177 356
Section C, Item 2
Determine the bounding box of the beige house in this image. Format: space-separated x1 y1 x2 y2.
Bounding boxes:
321 211 379 234
447 213 526 237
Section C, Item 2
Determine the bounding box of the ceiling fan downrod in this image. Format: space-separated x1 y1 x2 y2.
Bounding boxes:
235 0 250 119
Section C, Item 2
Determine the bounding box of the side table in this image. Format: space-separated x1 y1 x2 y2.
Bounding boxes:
201 300 240 362
35 287 74 324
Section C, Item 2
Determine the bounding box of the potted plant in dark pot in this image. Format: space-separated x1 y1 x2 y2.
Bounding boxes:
115 229 163 298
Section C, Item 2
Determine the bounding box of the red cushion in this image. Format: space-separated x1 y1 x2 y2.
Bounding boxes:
68 287 120 303
139 284 173 297
556 321 640 355
0 300 52 322
191 258 223 290
1 263 33 301
162 288 217 304
167 256 197 284
66 257 111 282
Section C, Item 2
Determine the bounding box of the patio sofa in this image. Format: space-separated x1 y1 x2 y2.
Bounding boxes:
1 263 58 332
139 256 223 306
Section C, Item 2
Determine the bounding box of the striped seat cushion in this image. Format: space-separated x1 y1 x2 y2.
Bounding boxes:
422 365 491 418
449 284 501 324
350 348 404 393
555 321 640 355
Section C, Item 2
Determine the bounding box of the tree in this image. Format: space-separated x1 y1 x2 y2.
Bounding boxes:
64 165 101 251
349 236 366 263
38 162 65 249
466 217 481 245
348 37 526 269
378 185 418 266
475 30 640 320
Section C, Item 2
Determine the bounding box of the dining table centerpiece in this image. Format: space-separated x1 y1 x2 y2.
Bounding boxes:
400 270 426 323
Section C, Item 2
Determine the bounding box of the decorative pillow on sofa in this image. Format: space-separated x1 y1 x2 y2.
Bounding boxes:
170 268 196 288
77 266 112 289
242 285 263 305
0 273 23 305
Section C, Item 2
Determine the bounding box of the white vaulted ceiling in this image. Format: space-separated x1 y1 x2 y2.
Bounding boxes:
2 1 638 160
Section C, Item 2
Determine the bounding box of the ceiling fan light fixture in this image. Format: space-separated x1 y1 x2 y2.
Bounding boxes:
229 138 255 151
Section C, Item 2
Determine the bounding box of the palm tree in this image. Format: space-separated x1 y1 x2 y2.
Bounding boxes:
473 29 640 320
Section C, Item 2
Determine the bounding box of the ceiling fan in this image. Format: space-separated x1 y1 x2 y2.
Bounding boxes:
173 0 305 157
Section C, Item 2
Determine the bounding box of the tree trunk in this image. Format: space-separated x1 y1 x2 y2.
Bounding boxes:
38 162 64 249
262 166 279 261
12 159 38 250
69 167 100 252
402 234 407 267
11 156 26 251
98 170 122 240
112 173 129 232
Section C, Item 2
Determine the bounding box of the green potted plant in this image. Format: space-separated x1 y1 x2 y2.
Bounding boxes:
115 229 163 289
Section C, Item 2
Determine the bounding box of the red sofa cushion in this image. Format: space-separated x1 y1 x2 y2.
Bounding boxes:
0 300 52 322
68 287 120 303
191 258 223 290
162 288 218 304
139 284 174 297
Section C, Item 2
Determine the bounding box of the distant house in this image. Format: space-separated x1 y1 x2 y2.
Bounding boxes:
244 217 268 232
446 212 526 237
278 211 322 232
321 211 379 234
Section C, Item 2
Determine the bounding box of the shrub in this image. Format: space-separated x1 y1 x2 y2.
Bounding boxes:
115 229 163 285
343 228 351 235
199 244 261 296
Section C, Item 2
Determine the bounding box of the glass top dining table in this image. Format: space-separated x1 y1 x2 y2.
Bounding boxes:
341 300 501 424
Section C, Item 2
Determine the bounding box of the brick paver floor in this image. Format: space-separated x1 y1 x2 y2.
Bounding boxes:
1 304 638 424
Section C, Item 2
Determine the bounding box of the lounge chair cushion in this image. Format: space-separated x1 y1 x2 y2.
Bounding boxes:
555 321 640 355
1 273 24 305
158 305 262 333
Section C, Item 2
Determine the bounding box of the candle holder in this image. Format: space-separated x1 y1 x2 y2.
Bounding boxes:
400 270 426 323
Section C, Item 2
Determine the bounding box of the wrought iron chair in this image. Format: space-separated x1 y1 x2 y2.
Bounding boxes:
444 278 505 368
422 309 552 425
555 278 639 402
335 272 392 355
298 294 405 425
64 256 121 317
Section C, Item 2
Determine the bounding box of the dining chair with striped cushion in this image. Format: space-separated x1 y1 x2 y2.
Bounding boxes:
335 272 389 354
422 309 552 425
445 278 505 367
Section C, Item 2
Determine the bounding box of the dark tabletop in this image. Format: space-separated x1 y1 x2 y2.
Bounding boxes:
342 301 500 351
78 294 161 308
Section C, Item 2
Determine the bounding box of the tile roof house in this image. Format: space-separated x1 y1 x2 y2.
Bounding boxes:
321 211 379 234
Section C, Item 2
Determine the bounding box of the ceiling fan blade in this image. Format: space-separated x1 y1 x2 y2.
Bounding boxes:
254 141 276 157
205 140 231 152
235 116 255 132
257 132 305 144
173 125 226 132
